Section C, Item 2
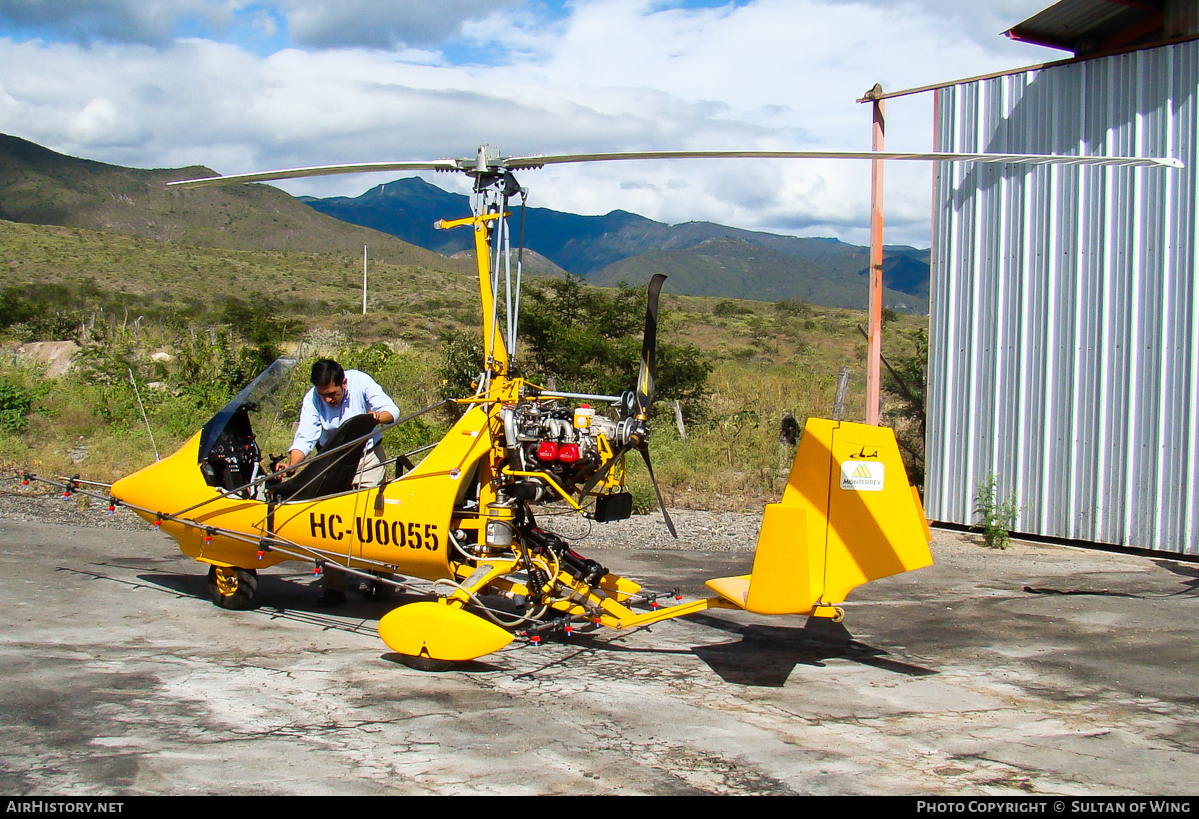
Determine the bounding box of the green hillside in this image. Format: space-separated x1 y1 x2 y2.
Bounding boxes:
589 237 927 312
0 134 470 274
0 220 484 344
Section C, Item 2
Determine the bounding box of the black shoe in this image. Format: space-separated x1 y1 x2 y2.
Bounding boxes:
315 589 346 607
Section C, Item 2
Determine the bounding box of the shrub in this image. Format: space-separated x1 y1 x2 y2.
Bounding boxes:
775 298 811 317
713 299 752 317
881 328 927 487
0 382 33 432
974 473 1020 549
436 330 487 406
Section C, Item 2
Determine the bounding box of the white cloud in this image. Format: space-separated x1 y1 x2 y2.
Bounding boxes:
0 0 233 46
278 0 524 49
0 0 1060 246
0 0 528 49
832 0 1051 48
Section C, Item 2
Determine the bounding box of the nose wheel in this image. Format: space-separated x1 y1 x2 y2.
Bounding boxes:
207 565 259 610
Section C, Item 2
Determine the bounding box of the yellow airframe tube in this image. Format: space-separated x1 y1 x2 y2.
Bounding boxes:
436 211 508 375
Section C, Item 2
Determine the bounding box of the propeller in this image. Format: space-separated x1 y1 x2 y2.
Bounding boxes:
581 274 677 538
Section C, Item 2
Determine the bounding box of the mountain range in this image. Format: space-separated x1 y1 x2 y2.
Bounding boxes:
0 133 929 311
303 178 930 311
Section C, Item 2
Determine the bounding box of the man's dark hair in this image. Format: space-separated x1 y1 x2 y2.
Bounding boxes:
310 359 345 388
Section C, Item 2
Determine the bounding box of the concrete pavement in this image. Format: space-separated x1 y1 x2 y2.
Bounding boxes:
1 516 1197 795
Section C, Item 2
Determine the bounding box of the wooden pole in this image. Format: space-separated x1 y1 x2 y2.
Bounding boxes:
866 84 885 426
362 245 368 315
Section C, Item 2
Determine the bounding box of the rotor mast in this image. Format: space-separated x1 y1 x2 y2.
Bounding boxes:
435 146 528 380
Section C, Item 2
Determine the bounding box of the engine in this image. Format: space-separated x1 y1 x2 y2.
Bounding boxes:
500 401 628 500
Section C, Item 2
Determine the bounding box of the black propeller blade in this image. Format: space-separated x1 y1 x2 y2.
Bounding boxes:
634 273 675 536
635 274 667 417
580 274 677 538
639 447 677 538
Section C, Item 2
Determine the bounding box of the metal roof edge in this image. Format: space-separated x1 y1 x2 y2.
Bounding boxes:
857 31 1199 103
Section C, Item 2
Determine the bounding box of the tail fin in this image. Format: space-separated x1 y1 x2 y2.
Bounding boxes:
706 418 932 616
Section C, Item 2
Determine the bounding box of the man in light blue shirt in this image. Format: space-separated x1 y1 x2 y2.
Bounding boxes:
282 359 400 608
284 359 400 485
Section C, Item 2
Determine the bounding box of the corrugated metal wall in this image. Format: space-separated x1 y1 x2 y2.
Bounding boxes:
926 40 1199 554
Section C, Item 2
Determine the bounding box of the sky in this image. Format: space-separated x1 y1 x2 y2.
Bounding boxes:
0 0 1063 247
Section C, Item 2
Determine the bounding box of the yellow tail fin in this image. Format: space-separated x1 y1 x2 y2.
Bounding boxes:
706 418 933 616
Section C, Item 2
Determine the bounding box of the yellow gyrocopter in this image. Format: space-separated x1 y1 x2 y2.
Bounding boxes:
32 145 1178 668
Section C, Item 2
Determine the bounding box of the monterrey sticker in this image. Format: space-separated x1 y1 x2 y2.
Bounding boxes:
841 460 885 491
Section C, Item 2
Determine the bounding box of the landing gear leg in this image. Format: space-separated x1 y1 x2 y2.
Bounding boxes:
396 650 456 673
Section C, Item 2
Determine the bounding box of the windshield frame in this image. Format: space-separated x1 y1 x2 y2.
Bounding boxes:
197 357 298 462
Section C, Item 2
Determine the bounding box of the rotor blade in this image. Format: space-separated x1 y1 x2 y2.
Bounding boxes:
168 159 465 188
168 149 1183 190
635 274 666 416
504 150 1183 170
639 448 678 539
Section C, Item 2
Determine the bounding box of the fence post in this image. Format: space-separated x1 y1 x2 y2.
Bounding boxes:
833 366 851 421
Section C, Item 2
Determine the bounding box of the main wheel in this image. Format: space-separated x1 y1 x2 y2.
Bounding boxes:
207 565 259 610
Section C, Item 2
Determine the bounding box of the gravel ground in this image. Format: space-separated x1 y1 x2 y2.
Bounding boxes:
0 482 760 552
0 487 150 532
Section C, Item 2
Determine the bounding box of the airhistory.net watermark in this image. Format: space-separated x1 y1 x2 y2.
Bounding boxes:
5 803 123 813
